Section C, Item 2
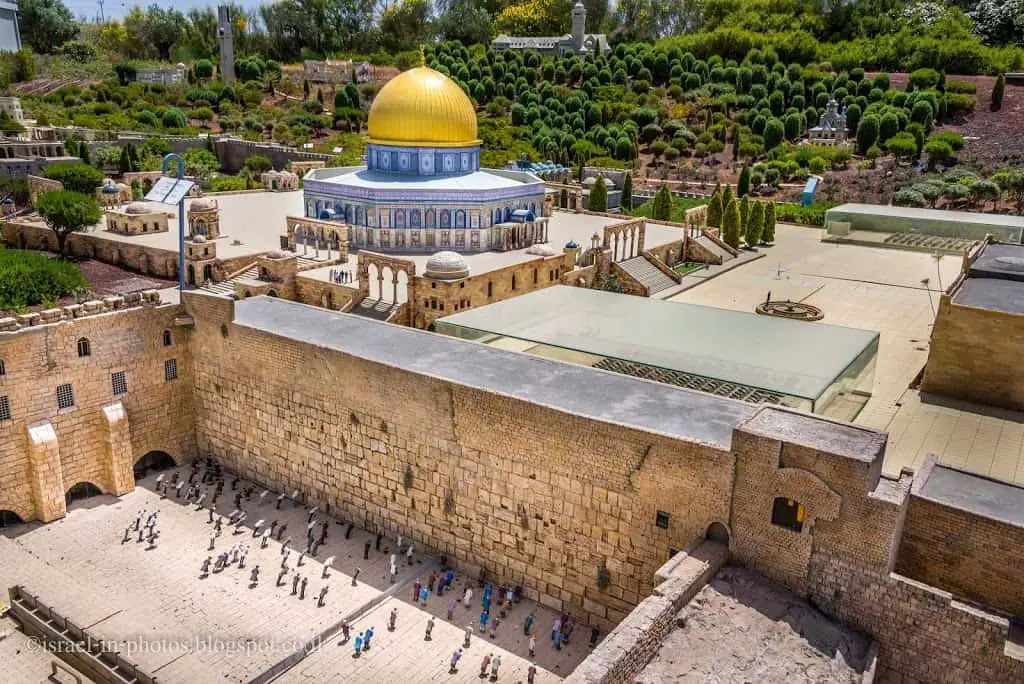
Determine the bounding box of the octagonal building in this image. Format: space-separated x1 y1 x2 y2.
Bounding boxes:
302 66 547 253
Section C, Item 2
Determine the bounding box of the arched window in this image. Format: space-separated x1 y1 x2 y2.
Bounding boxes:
163 330 172 347
410 209 421 227
487 281 493 298
426 209 436 228
77 338 91 358
533 267 538 284
440 210 451 228
771 497 805 533
511 274 517 290
455 210 466 228
0 358 5 376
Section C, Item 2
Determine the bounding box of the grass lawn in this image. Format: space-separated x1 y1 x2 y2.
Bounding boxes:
673 261 707 275
629 196 708 222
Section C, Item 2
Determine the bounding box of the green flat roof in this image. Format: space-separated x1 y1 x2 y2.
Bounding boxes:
436 286 879 400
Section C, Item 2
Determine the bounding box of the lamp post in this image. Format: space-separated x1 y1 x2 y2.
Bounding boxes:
160 153 187 292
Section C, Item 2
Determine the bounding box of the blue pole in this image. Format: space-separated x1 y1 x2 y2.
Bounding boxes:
161 154 187 292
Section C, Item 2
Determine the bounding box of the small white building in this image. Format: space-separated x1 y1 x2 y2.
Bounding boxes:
135 63 188 86
808 99 848 144
0 96 24 123
492 3 608 56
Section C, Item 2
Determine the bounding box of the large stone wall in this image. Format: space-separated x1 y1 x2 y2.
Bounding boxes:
895 459 1024 616
0 304 196 522
808 553 1024 682
921 293 1024 411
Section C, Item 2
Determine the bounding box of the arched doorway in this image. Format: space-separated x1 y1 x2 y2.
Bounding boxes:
0 510 24 528
706 521 730 544
65 482 102 505
133 450 176 479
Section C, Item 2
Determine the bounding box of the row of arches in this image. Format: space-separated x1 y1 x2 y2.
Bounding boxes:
0 451 179 528
309 202 541 229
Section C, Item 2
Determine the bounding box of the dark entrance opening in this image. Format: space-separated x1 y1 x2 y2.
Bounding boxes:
706 521 730 544
134 451 176 479
771 497 805 533
0 510 24 528
65 482 102 505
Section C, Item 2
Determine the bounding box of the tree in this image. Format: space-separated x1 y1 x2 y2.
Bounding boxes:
992 74 1005 111
588 176 608 212
652 183 672 221
706 186 723 228
182 149 219 179
114 60 137 87
140 5 186 61
737 166 751 198
924 139 953 171
379 0 430 52
879 112 899 145
79 144 90 165
844 103 862 137
762 201 776 244
193 59 213 81
119 146 132 174
42 162 104 194
885 133 918 162
763 118 785 151
17 0 78 53
969 179 1000 210
162 108 188 129
242 154 273 176
783 113 802 141
893 189 927 207
856 116 879 155
722 196 741 249
34 190 102 256
721 184 734 215
1006 170 1024 215
746 200 764 247
621 172 633 211
739 194 750 234
434 0 492 45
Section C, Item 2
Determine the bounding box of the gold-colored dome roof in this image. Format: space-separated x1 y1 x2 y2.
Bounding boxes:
367 66 479 147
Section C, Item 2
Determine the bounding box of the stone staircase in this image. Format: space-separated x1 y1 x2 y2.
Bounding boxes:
694 235 735 263
201 265 257 296
618 255 678 295
348 298 400 321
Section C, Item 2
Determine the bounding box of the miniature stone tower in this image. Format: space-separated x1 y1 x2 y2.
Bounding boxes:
571 2 586 52
218 5 235 85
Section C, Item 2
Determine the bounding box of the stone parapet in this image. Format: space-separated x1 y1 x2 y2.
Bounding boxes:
0 291 161 334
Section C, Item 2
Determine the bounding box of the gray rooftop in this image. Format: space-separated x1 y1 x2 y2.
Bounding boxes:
968 243 1024 282
435 286 879 400
954 278 1024 315
826 203 1024 229
919 464 1024 528
740 406 886 463
232 296 755 449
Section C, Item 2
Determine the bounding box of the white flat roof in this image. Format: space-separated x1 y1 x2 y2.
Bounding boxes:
307 166 541 191
436 286 880 400
827 203 1024 229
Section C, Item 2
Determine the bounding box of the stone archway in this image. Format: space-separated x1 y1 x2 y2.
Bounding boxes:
133 450 176 480
65 482 103 505
706 521 730 544
0 509 24 528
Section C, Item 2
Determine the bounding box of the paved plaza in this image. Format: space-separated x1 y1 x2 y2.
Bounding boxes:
0 465 591 683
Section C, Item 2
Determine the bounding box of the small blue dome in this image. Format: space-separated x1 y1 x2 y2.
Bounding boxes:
565 240 579 249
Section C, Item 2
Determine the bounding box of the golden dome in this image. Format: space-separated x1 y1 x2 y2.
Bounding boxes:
367 66 479 147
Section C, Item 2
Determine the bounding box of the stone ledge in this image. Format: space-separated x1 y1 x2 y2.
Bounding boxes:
0 290 163 334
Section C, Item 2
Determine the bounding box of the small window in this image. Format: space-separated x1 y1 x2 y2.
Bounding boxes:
0 359 5 376
77 338 91 358
656 511 670 529
111 371 127 396
771 497 804 533
164 359 178 382
162 330 173 347
533 267 538 284
431 282 436 289
0 395 10 421
57 383 75 409
511 274 517 290
487 281 493 298
459 282 465 289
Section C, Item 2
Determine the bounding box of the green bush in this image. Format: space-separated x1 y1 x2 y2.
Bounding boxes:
208 175 248 192
774 201 836 227
0 245 87 312
41 162 104 194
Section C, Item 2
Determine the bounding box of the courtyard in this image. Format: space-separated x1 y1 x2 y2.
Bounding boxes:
0 465 591 683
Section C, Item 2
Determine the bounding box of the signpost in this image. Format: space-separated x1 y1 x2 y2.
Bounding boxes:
146 155 196 292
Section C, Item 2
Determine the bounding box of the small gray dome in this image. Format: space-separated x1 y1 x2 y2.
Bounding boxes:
266 249 292 259
192 235 208 244
190 198 217 212
124 202 152 215
526 244 556 257
424 250 469 280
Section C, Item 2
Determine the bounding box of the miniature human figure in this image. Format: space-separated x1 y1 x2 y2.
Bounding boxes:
490 654 501 680
524 612 534 635
463 586 473 609
388 607 397 631
354 632 363 656
480 653 492 677
447 598 457 620
449 649 462 673
425 615 436 640
529 634 536 657
527 662 538 683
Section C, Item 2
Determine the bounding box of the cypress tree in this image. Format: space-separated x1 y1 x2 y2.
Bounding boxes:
706 187 723 228
739 194 750 236
80 145 90 165
746 201 764 247
621 172 633 211
588 176 608 212
303 79 310 100
738 166 751 197
722 196 741 249
652 183 672 221
721 184 734 214
316 88 324 104
992 74 1005 112
763 201 776 243
119 145 131 173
